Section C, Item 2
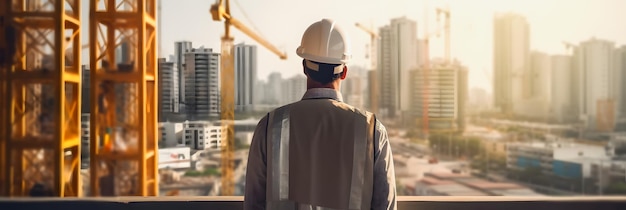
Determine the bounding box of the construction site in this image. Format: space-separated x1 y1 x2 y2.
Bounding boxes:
0 0 285 197
3 2 626 208
0 0 477 198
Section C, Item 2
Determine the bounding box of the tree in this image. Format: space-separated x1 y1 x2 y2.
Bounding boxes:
605 182 626 195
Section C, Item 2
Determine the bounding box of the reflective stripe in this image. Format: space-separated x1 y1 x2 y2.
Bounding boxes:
348 114 367 209
279 110 290 200
270 107 290 201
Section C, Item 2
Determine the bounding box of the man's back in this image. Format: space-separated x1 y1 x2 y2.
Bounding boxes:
275 97 374 209
244 88 396 210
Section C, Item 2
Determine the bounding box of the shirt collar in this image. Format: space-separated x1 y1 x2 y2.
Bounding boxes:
301 88 343 102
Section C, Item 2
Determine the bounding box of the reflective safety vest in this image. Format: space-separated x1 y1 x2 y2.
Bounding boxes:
265 99 376 210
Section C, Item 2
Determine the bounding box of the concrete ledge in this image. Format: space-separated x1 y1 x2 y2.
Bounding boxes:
2 196 626 210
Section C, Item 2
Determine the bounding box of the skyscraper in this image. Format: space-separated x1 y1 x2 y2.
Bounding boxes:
266 72 283 105
377 17 418 118
523 51 551 118
614 46 626 125
551 55 573 122
81 65 90 114
342 65 367 109
158 58 179 118
576 38 617 131
183 47 221 120
175 41 193 107
281 74 307 105
234 43 257 112
493 13 530 114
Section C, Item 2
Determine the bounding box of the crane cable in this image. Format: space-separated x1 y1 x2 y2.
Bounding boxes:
232 0 268 41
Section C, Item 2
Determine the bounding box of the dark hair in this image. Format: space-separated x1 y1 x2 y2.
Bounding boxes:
303 59 343 85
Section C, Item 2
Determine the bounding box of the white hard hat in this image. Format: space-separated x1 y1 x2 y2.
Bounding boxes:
296 19 352 65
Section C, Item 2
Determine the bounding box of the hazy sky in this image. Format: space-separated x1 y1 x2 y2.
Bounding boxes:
83 0 626 93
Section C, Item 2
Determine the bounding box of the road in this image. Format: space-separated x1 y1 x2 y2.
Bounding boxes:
386 130 468 188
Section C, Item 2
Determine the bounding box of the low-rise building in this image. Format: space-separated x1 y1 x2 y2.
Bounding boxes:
183 121 225 150
159 122 184 148
507 142 609 178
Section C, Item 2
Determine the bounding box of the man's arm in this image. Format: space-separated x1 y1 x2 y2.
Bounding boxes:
371 119 397 210
244 115 269 210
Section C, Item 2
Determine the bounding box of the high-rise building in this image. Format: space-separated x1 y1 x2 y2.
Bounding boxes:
410 62 467 133
342 75 364 109
281 74 307 105
457 67 468 131
266 72 283 105
522 51 551 118
493 13 530 114
81 65 90 113
175 41 193 108
468 87 491 114
116 38 132 65
575 38 617 131
80 113 90 169
377 17 419 118
234 43 257 112
158 58 179 118
615 46 626 125
551 55 574 122
183 47 221 120
342 65 367 109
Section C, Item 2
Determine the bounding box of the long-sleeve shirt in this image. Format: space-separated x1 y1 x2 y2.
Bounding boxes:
244 88 396 210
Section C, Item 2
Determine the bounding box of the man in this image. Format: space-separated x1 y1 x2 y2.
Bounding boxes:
244 19 396 210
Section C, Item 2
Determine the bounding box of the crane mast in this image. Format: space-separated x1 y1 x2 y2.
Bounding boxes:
421 5 450 139
1 0 82 197
355 22 380 114
210 0 286 195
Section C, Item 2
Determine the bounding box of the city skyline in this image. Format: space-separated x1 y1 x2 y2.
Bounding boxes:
153 0 626 94
71 0 626 94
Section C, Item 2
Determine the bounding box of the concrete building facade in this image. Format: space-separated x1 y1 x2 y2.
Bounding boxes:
378 17 418 118
521 51 552 118
575 38 617 131
182 121 224 150
281 74 307 105
159 122 184 148
81 65 90 114
183 47 221 120
81 113 90 168
410 62 467 133
158 58 179 116
615 46 626 126
175 41 193 108
493 13 530 115
506 142 608 179
234 43 258 112
551 55 574 122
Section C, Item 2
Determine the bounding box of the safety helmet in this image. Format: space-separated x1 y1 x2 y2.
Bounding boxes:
296 19 352 65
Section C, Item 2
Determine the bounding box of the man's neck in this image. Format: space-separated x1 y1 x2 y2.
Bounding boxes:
306 78 340 90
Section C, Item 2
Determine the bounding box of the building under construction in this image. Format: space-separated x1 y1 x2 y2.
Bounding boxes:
410 61 468 135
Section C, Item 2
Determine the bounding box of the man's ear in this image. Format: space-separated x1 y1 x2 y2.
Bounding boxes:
340 66 348 80
302 59 308 76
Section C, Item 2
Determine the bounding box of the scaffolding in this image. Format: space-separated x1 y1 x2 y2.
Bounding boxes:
88 0 158 196
1 0 82 197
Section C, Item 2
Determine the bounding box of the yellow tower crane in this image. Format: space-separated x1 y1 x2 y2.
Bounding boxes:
355 22 379 114
1 0 82 197
89 0 158 196
210 0 287 195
